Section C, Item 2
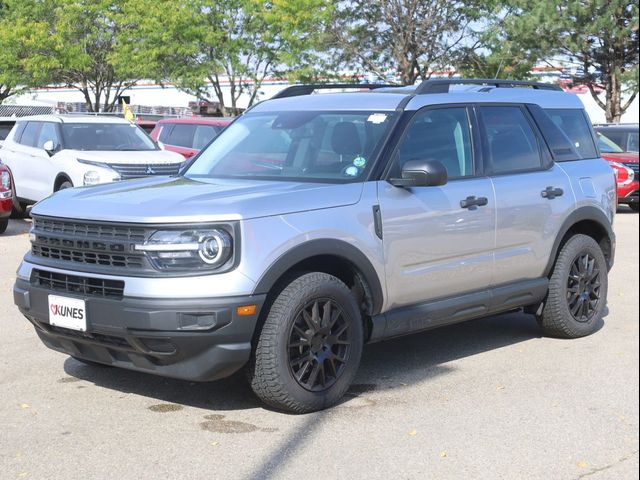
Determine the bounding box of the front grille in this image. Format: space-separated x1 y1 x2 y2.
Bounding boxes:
30 216 148 271
109 163 182 180
32 269 125 298
33 218 145 242
623 162 639 176
32 244 143 268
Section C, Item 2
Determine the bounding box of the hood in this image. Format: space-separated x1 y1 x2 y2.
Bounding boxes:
601 152 639 163
32 176 364 223
65 149 184 165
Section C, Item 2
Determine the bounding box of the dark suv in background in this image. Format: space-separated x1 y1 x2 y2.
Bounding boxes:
594 123 639 153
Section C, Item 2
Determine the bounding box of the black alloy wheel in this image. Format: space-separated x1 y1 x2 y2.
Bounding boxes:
287 298 352 392
566 253 602 322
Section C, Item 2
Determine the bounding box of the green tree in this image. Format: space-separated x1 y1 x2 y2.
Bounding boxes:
3 0 147 112
121 0 332 116
501 0 639 122
0 1 54 103
328 0 484 85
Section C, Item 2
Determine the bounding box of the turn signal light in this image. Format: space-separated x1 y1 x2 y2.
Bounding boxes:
236 305 257 316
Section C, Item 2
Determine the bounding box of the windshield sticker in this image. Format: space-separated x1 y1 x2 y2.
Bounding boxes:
344 166 359 176
353 156 367 168
367 113 388 124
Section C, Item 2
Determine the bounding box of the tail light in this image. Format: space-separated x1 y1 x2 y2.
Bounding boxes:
609 162 634 186
0 169 11 199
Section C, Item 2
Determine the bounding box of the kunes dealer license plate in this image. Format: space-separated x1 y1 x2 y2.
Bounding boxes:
48 295 87 331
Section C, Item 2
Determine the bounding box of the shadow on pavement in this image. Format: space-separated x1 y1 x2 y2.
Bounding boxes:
3 217 31 237
63 310 548 413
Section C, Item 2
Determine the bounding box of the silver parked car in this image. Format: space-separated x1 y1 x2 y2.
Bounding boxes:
14 79 616 412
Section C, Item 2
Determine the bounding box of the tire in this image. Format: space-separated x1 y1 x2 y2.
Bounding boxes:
0 218 8 234
57 180 73 191
540 234 608 338
249 272 363 413
629 203 639 212
71 356 111 368
11 197 29 219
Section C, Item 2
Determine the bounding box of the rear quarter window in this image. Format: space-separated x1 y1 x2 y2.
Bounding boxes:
544 109 597 159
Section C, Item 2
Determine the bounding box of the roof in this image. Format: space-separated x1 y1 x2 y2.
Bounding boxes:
251 83 584 113
156 117 234 126
594 124 639 130
11 114 134 124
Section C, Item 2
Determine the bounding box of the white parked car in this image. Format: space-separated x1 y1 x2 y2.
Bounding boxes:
1 115 184 216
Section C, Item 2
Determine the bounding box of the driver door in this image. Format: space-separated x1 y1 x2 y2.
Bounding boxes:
377 106 496 310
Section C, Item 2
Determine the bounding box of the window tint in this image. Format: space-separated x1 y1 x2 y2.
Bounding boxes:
628 133 639 152
36 123 60 149
480 106 541 174
396 107 473 179
20 122 42 147
0 122 15 141
193 125 220 150
166 124 195 148
546 109 597 158
60 123 156 151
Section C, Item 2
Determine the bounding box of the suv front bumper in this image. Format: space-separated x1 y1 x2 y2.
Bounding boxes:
13 277 265 382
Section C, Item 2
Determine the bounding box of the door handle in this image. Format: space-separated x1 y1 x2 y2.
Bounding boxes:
460 196 489 209
541 186 564 199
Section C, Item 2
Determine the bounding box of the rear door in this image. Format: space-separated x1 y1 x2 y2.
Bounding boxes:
5 121 45 201
479 105 575 285
29 122 63 199
158 123 198 159
378 105 496 309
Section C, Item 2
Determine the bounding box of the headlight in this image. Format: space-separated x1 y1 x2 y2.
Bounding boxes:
83 170 101 186
135 229 233 271
78 159 120 182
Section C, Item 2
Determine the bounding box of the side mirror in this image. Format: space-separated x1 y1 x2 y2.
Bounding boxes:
389 159 448 187
43 140 57 156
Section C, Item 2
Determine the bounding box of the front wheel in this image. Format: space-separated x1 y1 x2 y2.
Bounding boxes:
249 272 363 413
540 234 608 338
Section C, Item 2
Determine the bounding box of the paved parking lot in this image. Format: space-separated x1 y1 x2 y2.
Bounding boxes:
0 211 638 480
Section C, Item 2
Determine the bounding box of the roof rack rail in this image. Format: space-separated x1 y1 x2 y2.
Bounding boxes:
271 83 396 99
415 78 562 94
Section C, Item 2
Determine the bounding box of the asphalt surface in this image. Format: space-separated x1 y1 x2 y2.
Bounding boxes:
0 210 638 480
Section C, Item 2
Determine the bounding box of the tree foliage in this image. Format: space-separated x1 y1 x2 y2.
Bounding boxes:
121 0 332 116
328 0 483 85
500 0 639 122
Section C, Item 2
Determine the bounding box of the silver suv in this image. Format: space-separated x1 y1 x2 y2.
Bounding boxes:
13 79 616 413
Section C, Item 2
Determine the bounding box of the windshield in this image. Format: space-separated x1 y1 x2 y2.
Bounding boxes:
61 123 157 151
185 111 396 182
597 132 624 153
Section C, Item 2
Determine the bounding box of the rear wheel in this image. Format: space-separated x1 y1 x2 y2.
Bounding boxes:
11 197 29 218
0 218 8 234
540 234 608 338
249 272 363 413
629 203 639 212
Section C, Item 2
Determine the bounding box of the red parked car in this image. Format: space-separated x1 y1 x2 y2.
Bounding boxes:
0 162 13 233
598 133 639 211
149 117 233 159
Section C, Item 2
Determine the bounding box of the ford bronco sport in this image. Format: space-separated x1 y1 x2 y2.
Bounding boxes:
13 79 616 413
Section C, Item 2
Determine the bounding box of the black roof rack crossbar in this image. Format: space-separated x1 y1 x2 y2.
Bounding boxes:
271 83 397 99
415 78 562 94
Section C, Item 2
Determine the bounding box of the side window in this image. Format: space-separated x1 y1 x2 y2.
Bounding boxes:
395 107 474 180
19 122 42 148
628 132 639 153
546 109 597 158
36 122 60 149
166 124 195 148
193 125 219 150
158 125 172 143
480 106 541 174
